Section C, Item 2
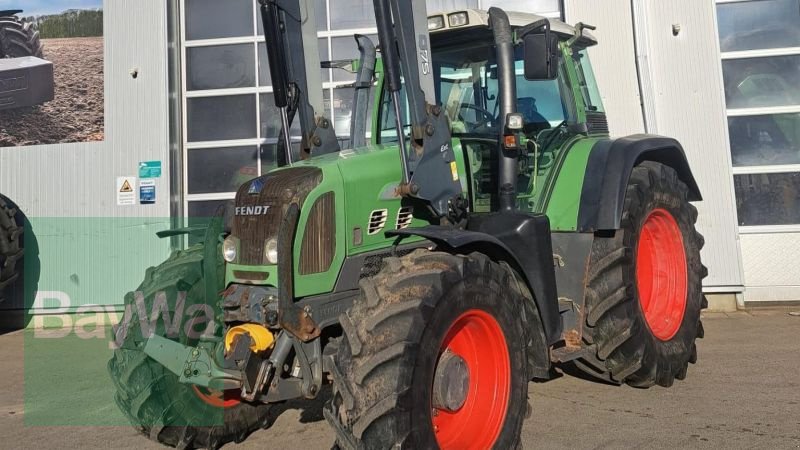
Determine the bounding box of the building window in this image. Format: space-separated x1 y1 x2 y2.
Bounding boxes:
717 0 800 229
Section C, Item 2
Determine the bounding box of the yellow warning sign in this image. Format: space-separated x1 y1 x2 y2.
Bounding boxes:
117 176 137 206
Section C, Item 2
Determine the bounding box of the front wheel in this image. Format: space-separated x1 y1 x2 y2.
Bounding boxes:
326 250 531 449
108 245 271 449
580 161 706 388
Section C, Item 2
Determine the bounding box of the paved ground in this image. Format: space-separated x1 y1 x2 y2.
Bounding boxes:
2 309 799 449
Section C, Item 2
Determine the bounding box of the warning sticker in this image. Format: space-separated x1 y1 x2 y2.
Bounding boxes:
117 177 136 206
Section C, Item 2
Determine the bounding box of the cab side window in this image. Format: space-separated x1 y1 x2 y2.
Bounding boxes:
573 49 605 112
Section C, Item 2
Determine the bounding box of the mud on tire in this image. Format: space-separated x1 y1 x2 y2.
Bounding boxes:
326 249 532 449
0 15 44 59
578 161 707 388
107 245 271 449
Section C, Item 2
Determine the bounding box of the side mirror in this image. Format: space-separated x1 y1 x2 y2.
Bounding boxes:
523 29 560 81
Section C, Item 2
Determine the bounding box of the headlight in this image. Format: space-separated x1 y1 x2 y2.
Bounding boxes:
428 15 445 31
506 113 524 130
448 12 469 27
265 238 278 265
222 236 237 263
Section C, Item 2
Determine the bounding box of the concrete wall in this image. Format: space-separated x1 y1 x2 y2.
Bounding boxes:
0 0 173 314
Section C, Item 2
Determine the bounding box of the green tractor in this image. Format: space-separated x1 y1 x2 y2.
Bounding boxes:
108 1 706 449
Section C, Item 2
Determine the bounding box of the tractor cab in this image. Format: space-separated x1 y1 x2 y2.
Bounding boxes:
375 9 606 217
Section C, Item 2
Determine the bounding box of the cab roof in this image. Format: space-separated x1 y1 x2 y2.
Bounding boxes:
428 9 598 45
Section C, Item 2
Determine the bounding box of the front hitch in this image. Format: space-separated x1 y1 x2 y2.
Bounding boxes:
143 335 240 391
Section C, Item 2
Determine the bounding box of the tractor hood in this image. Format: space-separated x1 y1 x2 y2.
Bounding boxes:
225 143 436 297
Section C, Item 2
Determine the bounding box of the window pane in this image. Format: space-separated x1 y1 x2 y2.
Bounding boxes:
258 0 327 34
260 142 301 173
188 200 231 241
186 0 253 40
188 147 258 194
574 49 604 112
735 172 800 225
260 93 301 139
330 0 375 30
332 87 355 138
187 95 257 142
718 0 800 52
729 113 800 166
722 55 800 109
259 38 329 86
188 200 230 219
187 44 255 91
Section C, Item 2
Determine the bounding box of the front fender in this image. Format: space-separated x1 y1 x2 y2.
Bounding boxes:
389 212 561 348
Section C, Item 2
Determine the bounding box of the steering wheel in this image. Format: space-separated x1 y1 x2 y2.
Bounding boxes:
457 104 496 129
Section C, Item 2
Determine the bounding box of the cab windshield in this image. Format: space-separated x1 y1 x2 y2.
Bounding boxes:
378 40 571 142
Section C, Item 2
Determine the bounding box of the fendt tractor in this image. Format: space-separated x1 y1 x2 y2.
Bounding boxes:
0 10 54 111
109 1 707 449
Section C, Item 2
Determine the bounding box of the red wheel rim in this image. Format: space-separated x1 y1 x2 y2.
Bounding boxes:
636 208 688 341
432 309 510 450
192 386 241 408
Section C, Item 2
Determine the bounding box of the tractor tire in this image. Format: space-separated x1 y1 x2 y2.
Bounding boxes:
0 15 44 59
107 245 271 449
326 249 531 450
0 196 22 304
579 161 706 388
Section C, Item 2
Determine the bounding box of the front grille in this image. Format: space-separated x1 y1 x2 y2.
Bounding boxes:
231 167 322 265
300 192 336 275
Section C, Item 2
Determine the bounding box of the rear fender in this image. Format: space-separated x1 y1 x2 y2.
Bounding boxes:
578 134 701 232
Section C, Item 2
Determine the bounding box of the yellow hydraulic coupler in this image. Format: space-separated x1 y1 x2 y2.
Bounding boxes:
224 324 275 353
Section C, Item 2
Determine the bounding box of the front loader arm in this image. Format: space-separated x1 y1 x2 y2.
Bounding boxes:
373 0 464 221
259 0 340 164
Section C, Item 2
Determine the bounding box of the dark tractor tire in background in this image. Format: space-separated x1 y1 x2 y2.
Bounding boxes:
579 161 707 388
0 14 44 59
326 250 531 450
0 196 22 304
107 245 271 449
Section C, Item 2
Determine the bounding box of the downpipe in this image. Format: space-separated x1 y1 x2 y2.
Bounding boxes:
489 8 519 212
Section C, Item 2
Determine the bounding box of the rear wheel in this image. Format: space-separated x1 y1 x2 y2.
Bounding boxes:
0 15 44 58
326 250 530 449
579 161 706 387
107 245 270 449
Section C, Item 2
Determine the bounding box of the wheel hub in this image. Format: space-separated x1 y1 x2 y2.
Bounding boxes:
432 350 470 412
431 309 510 450
636 208 688 341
